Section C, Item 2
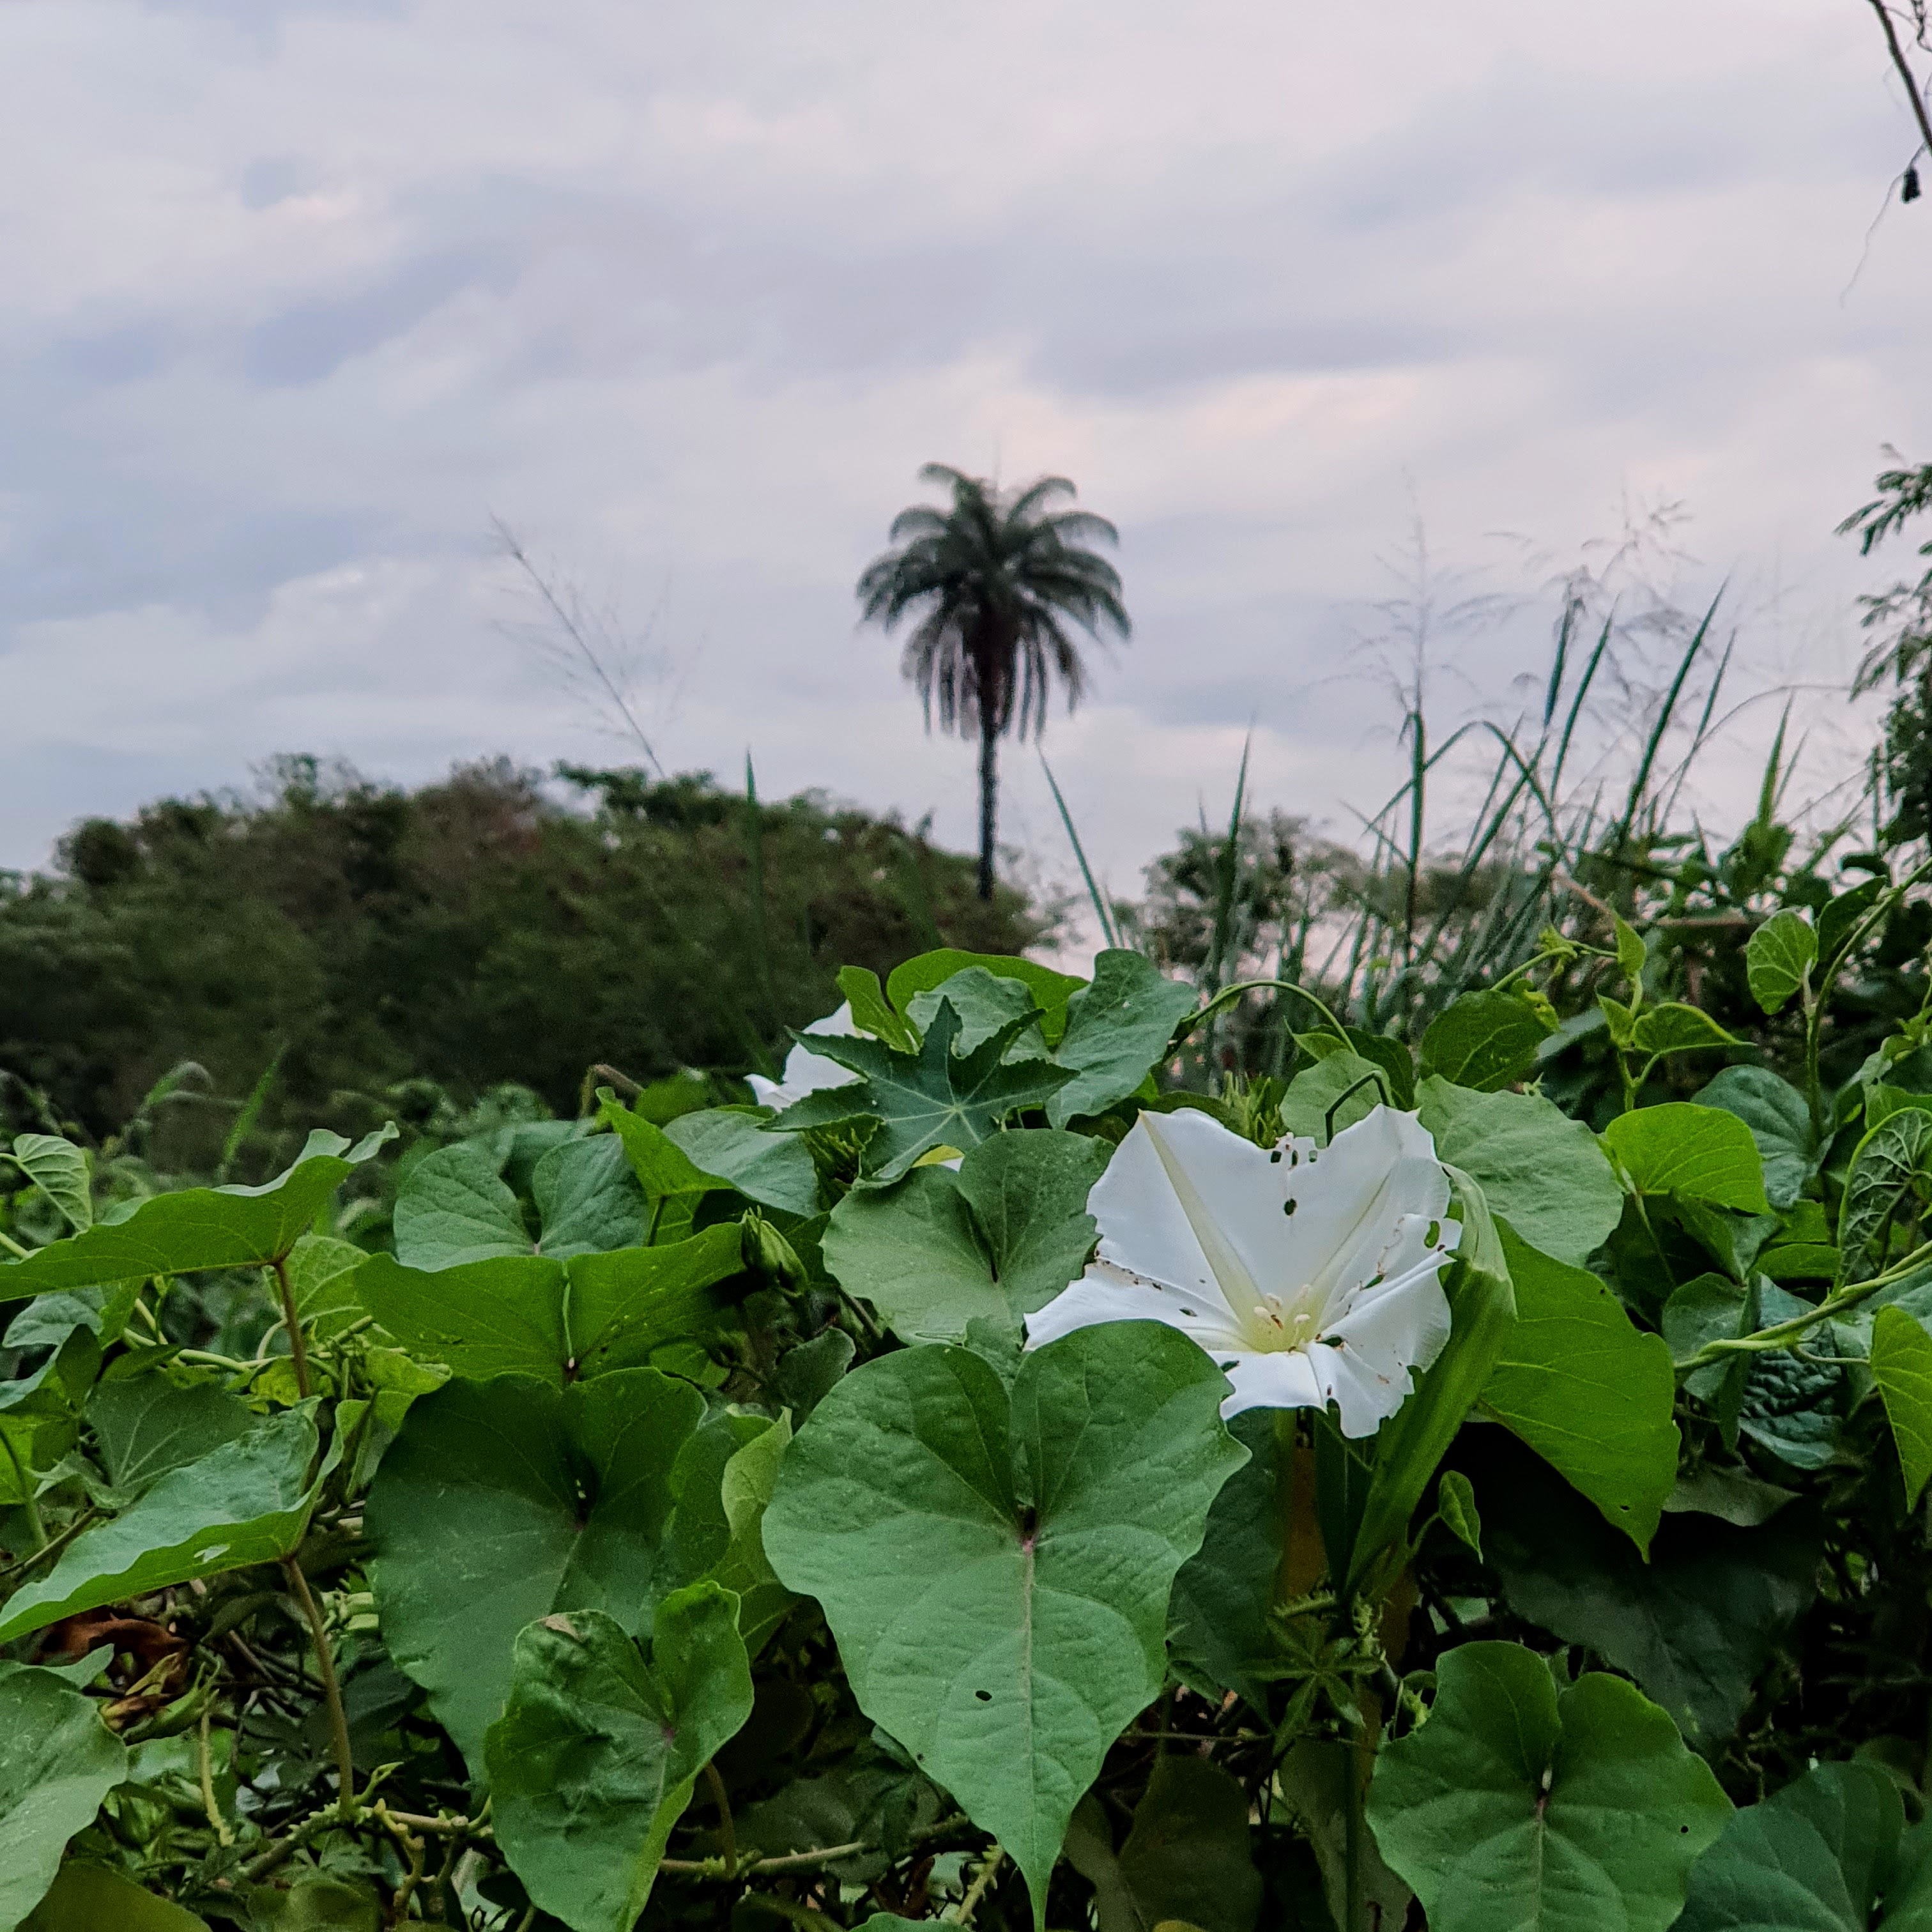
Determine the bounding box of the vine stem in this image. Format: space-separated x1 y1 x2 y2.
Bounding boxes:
198 1707 234 1846
950 1844 1006 1926
281 1556 355 1820
702 1760 737 1880
1177 977 1353 1052
272 1256 313 1400
1680 1236 1932 1370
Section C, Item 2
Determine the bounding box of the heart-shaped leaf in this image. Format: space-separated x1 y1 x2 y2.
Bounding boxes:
355 1222 742 1385
822 1130 1106 1342
763 1322 1244 1929
367 1370 768 1770
486 1589 755 1932
1367 1641 1731 1932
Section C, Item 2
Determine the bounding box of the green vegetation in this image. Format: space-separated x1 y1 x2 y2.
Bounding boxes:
0 756 1042 1166
1 461 1931 1930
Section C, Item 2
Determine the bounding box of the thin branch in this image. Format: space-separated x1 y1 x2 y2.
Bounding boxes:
1867 0 1932 157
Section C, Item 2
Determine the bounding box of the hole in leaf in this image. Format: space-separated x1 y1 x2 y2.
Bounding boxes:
975 1690 992 1702
1283 1199 1298 1216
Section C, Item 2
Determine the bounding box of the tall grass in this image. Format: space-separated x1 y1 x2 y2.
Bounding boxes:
1089 564 1871 1077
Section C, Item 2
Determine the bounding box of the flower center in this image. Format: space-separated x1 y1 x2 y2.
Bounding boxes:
1248 1290 1323 1352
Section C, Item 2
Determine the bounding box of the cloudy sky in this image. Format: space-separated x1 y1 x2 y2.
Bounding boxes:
4 0 1929 909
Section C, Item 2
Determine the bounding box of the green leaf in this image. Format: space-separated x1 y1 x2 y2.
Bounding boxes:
367 1369 721 1770
392 1141 540 1265
707 1413 797 1653
83 1374 256 1503
1603 1103 1770 1215
838 965 919 1052
1735 1285 1841 1469
1476 1428 1819 1751
8 1137 91 1234
1278 1050 1390 1142
19 1863 209 1931
1480 1223 1680 1552
1630 1004 1743 1057
390 1135 647 1269
906 968 1048 1058
1348 1167 1516 1593
821 1131 1107 1343
355 1223 742 1385
486 1590 755 1932
1437 1469 1482 1558
763 1324 1245 1930
1416 1079 1623 1268
1168 1407 1284 1710
599 1100 719 1245
1062 1754 1262 1932
1046 951 1197 1126
1818 877 1887 970
884 950 1085 1048
1745 908 1817 1015
1694 1066 1814 1212
530 1135 650 1257
0 1405 324 1644
0 1669 128 1932
1366 1641 1731 1932
245 1874 379 1929
1420 990 1557 1093
772 1001 1074 1184
1598 993 1637 1050
1871 1305 1932 1506
1674 1760 1904 1931
1614 915 1649 985
664 1109 821 1216
1296 1028 1418 1112
0 1128 394 1297
1839 1108 1932 1284
284 1234 371 1342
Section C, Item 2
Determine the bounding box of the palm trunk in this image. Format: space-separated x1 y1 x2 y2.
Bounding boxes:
977 717 998 901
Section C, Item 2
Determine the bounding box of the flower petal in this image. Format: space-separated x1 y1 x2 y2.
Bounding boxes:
1326 1262 1453 1380
758 1004 863 1109
1221 1347 1328 1416
1289 1108 1453 1307
1085 1113 1246 1320
1024 1261 1250 1356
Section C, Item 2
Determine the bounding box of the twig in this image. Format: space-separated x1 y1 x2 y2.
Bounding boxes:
281 1558 356 1820
1868 0 1932 158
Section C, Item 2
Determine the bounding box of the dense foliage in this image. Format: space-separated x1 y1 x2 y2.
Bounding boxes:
0 758 1041 1159
2 820 1931 1931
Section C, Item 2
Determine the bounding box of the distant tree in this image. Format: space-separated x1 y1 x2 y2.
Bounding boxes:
857 464 1129 899
0 759 1047 1158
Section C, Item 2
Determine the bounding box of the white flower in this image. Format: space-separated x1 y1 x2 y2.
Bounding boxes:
1025 1104 1460 1435
748 1004 862 1110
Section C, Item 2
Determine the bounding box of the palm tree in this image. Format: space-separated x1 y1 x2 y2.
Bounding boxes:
857 464 1130 900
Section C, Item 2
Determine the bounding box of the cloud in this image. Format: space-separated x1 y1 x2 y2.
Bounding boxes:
1 0 1927 910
